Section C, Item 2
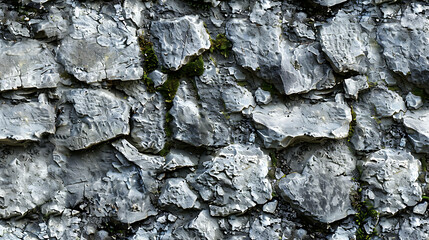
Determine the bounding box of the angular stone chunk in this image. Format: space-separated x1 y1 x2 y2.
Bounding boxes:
159 178 199 209
164 149 199 171
0 98 55 142
151 15 210 71
349 102 382 152
251 98 351 149
255 88 272 105
378 22 429 89
221 84 255 112
0 39 61 92
406 93 423 110
399 215 429 240
31 6 69 40
173 210 223 240
0 145 61 219
277 141 357 223
312 0 348 6
57 6 143 83
344 75 369 100
54 89 130 151
403 109 429 153
117 81 166 153
170 81 226 147
226 19 335 95
361 149 422 215
190 144 272 216
320 11 367 73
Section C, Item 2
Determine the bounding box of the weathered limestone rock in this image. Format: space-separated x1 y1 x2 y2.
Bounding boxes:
277 141 357 223
0 144 61 219
151 15 210 71
252 97 351 149
164 149 199 171
319 11 367 73
399 215 429 240
405 93 423 110
221 84 255 112
189 144 272 216
31 6 69 40
0 97 55 142
368 87 406 117
312 0 348 7
378 22 429 89
173 210 223 240
159 178 199 209
148 70 168 88
254 88 272 105
349 102 382 151
403 109 429 153
249 214 282 240
360 149 422 215
117 80 166 153
344 75 369 100
0 39 61 91
226 18 335 95
170 81 226 147
57 5 143 83
54 89 130 151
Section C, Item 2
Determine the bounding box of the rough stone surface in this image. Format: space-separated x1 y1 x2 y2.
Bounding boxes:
313 0 348 7
252 97 351 149
405 93 423 110
164 149 199 171
54 89 130 151
277 141 357 223
403 109 429 153
0 97 55 142
320 11 367 73
222 84 255 112
189 144 272 216
254 87 272 105
360 149 422 215
0 39 61 91
57 4 143 83
159 178 199 209
151 15 210 71
344 75 369 100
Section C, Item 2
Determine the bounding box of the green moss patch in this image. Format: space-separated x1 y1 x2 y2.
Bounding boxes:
210 34 233 58
139 36 159 74
348 106 357 141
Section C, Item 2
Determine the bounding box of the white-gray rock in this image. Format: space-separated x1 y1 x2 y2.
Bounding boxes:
254 88 272 105
251 98 351 149
159 178 199 209
277 141 357 223
405 93 423 110
360 149 422 215
222 84 255 112
413 202 428 215
190 144 272 216
0 39 61 92
173 210 223 240
313 0 348 7
403 109 429 153
368 87 406 117
226 18 335 95
148 70 168 88
117 80 166 153
344 75 369 100
349 102 382 151
164 149 199 171
0 98 55 142
398 215 429 240
31 6 69 40
57 5 143 83
151 15 210 71
249 214 282 240
320 11 367 73
54 89 130 151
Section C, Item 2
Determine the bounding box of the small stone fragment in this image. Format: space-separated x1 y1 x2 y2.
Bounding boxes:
222 84 255 112
148 70 168 87
164 149 199 171
254 88 272 105
343 75 369 100
413 202 428 215
159 178 199 209
403 109 429 153
151 15 210 71
312 0 348 7
406 93 423 110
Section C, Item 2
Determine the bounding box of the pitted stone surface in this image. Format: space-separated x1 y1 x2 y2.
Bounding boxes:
403 109 429 153
189 144 272 217
151 15 211 71
0 39 61 92
54 89 130 151
159 178 199 209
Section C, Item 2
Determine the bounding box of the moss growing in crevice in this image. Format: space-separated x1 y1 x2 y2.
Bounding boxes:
348 105 357 142
354 201 379 240
138 36 159 74
210 34 233 58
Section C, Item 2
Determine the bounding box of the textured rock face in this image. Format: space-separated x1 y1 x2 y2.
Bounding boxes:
54 89 130 151
227 19 335 95
278 141 357 223
190 144 272 216
151 15 211 71
0 98 55 142
57 4 143 83
159 178 199 209
252 98 351 148
0 39 60 91
313 0 348 6
360 149 422 215
403 109 429 153
320 11 367 73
